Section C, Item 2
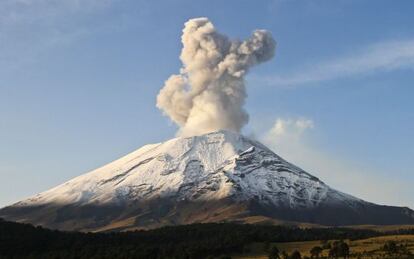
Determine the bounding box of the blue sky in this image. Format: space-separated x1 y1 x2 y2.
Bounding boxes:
1 0 413 208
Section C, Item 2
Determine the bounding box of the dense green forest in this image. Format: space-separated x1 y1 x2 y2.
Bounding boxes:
1 218 413 259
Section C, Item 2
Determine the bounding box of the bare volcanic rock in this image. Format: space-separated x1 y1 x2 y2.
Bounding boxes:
1 131 414 231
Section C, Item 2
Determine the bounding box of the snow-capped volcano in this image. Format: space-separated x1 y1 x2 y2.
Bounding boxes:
1 131 414 231
14 131 348 208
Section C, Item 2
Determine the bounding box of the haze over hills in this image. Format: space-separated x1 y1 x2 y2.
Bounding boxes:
1 130 413 232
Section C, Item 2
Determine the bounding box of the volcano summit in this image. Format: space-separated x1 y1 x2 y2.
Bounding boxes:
1 130 413 231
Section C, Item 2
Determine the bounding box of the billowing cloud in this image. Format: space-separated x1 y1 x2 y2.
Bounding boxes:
157 17 276 136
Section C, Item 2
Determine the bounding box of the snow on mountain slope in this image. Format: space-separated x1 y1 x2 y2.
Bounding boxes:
13 130 359 209
2 130 414 231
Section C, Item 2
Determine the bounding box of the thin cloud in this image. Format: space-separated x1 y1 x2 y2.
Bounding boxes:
259 117 414 208
0 0 117 72
257 39 414 87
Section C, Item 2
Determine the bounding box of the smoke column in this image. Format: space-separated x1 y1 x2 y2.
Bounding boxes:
157 17 276 136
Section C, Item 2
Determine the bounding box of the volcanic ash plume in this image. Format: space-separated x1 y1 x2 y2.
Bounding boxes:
157 17 276 136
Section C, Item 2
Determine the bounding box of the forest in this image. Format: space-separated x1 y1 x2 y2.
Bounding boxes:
1 218 414 259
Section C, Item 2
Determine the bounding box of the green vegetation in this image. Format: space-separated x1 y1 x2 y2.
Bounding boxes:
1 218 414 259
289 250 301 259
381 240 413 257
327 240 349 258
310 246 322 258
238 236 414 259
268 246 280 259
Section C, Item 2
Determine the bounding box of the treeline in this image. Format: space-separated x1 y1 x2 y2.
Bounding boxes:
0 218 381 259
386 228 414 235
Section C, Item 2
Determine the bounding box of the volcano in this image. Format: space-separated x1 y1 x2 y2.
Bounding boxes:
1 130 413 231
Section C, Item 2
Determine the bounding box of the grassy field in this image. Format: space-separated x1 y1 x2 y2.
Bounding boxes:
234 234 414 258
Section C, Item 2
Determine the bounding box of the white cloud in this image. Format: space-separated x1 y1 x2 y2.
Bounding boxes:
267 117 313 140
260 117 414 208
256 39 414 87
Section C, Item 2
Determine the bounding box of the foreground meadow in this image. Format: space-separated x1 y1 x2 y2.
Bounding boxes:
235 234 414 258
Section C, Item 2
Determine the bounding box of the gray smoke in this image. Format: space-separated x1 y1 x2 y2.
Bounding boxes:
157 17 276 136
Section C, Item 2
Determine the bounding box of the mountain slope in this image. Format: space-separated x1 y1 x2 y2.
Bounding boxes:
1 130 413 231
